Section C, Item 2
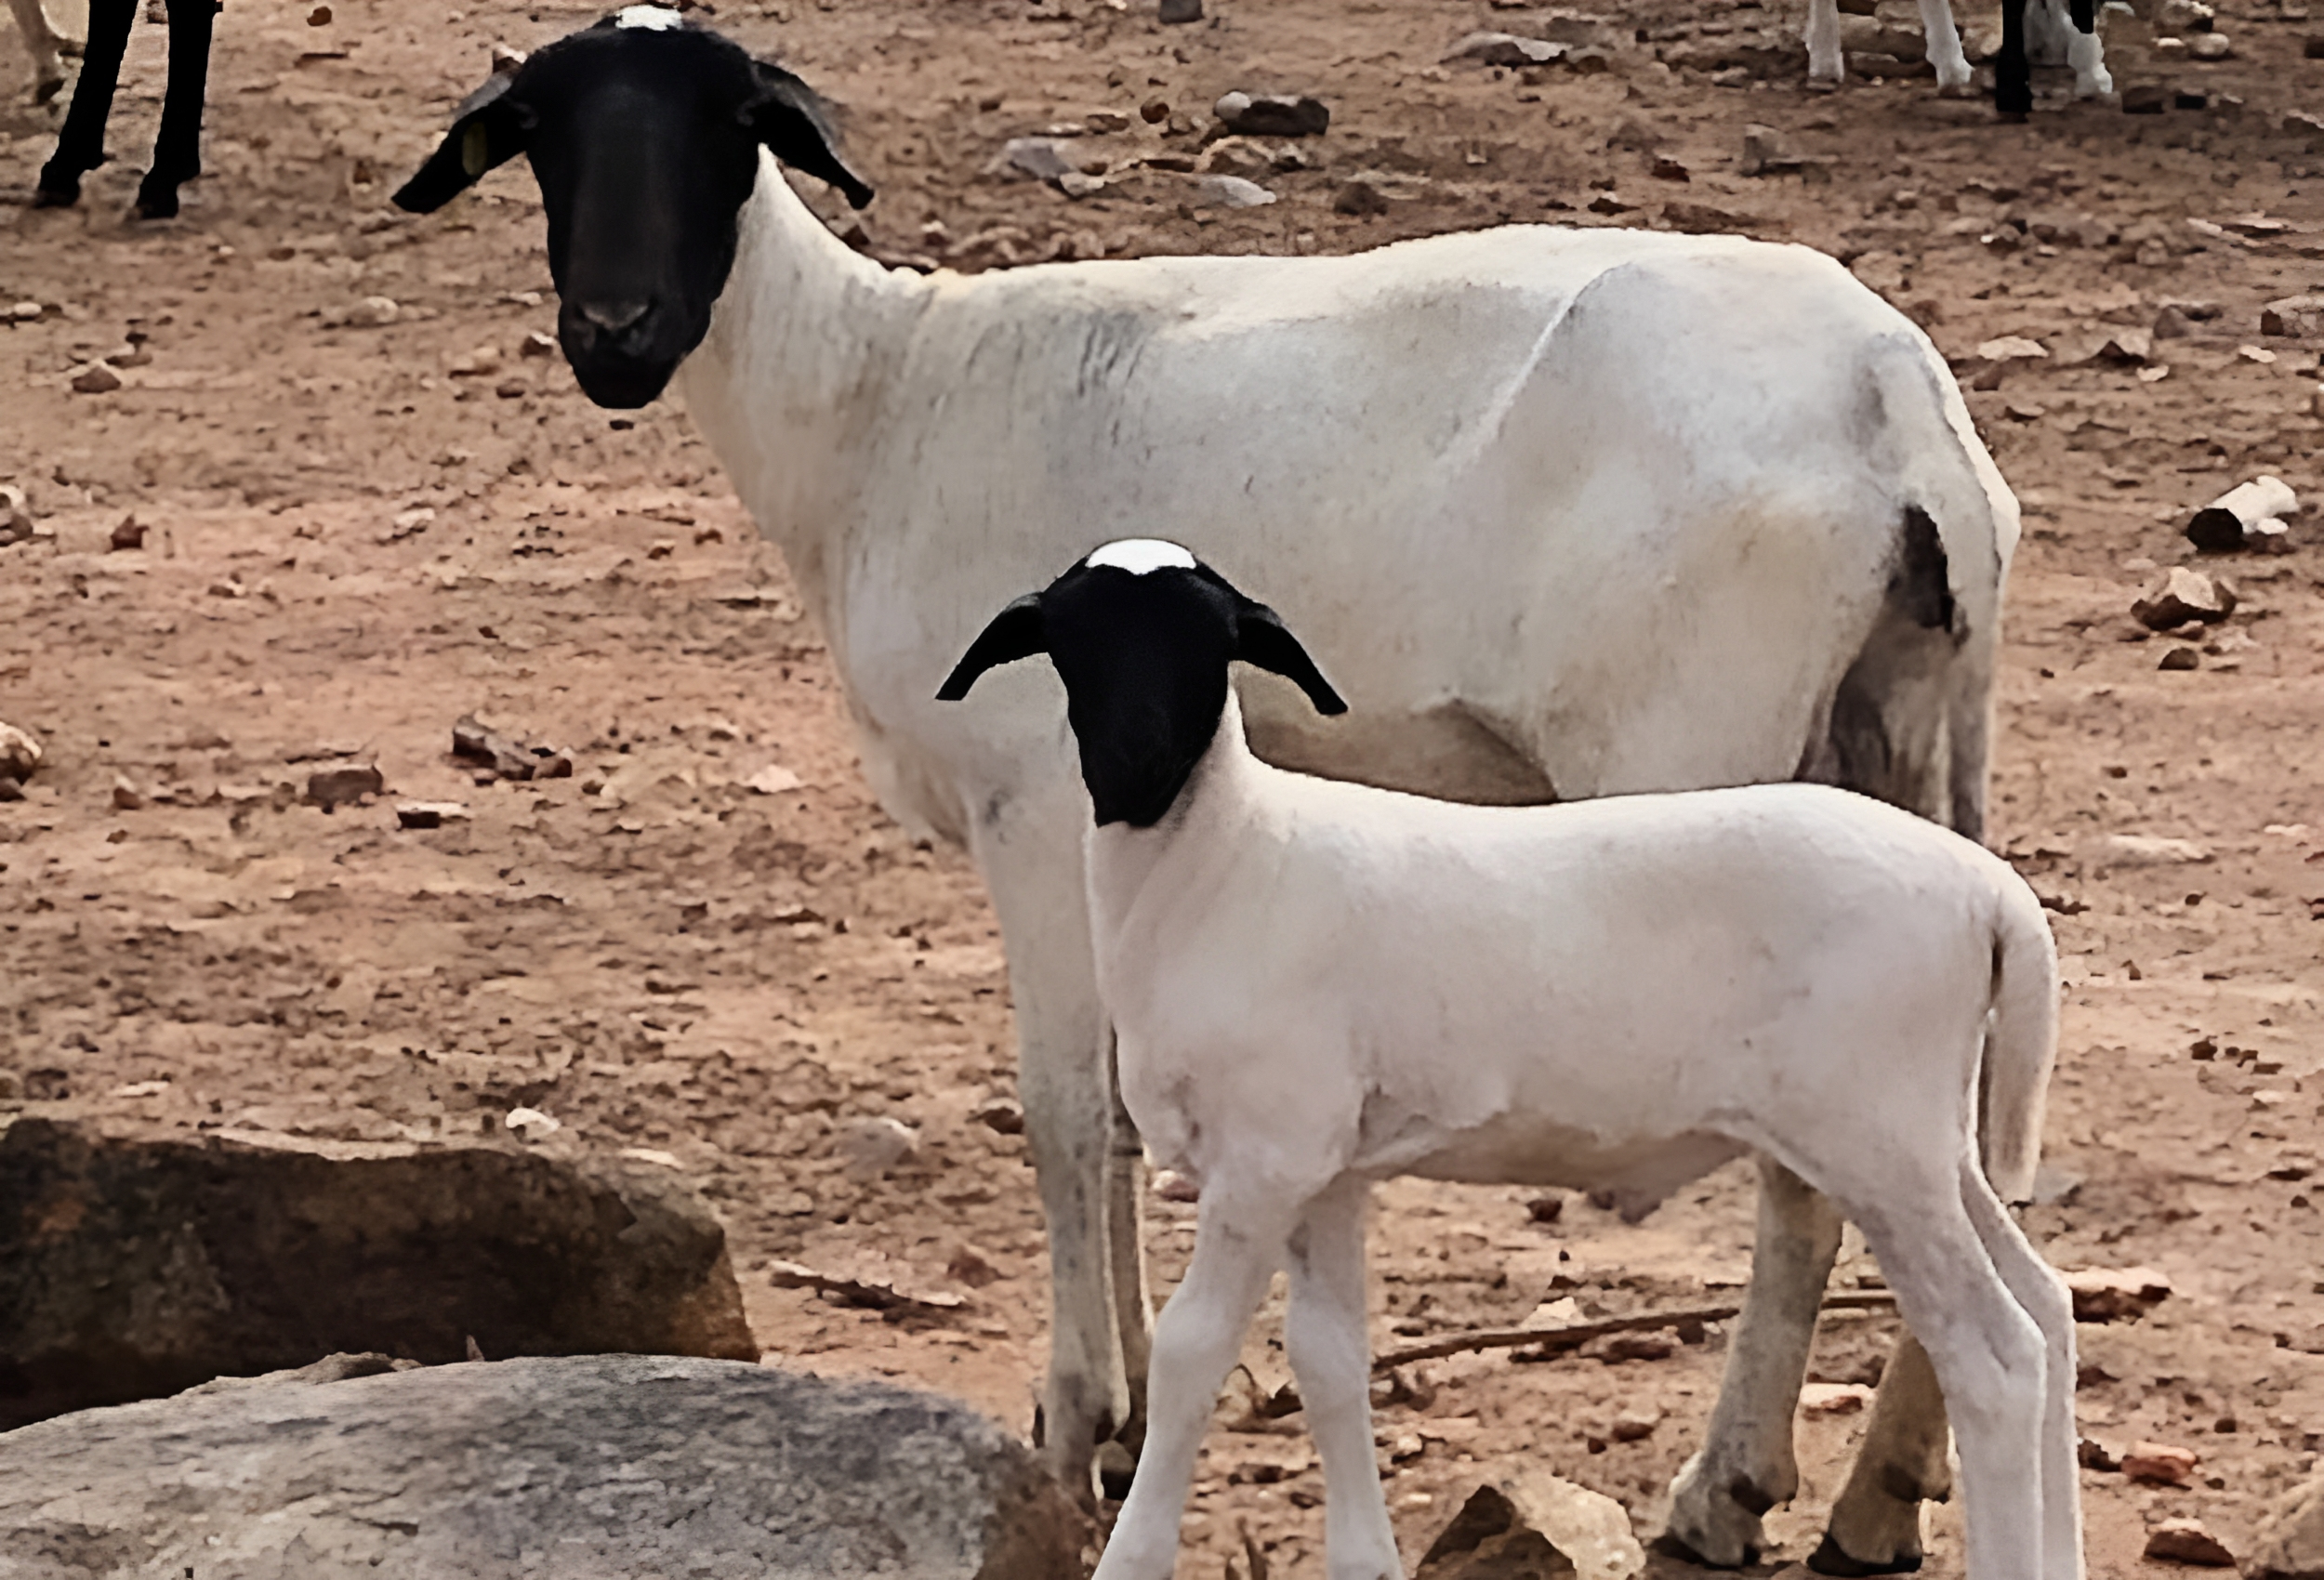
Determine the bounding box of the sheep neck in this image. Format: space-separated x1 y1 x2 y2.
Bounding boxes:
1085 691 1266 948
674 151 929 639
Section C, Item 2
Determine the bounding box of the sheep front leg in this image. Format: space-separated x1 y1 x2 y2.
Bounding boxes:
975 827 1130 1503
1915 0 1974 90
1803 0 1846 83
1093 1192 1291 1580
1286 1177 1404 1580
1664 1157 1841 1566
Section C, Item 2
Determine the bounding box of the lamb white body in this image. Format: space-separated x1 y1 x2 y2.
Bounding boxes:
674 152 2018 1556
1087 694 2077 1580
1802 0 2110 99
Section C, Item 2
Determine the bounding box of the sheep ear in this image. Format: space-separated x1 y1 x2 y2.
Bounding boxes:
937 595 1049 701
393 73 535 214
744 61 875 210
1235 603 1348 717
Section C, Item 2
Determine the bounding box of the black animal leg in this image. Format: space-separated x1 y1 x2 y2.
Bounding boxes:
136 0 218 219
36 0 137 206
1996 0 2032 117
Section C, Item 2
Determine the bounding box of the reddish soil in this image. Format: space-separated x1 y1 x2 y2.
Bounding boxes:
4 0 2323 1573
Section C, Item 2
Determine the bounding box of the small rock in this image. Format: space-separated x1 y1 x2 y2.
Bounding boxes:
1525 1192 1565 1224
2159 644 2202 670
1140 97 1169 122
1445 30 1567 66
944 1244 1002 1287
2147 1517 2238 1566
1417 1471 1646 1580
1084 110 1131 134
2261 296 2324 338
2188 475 2298 551
1800 1381 1876 1415
1650 155 1690 181
2153 306 2197 339
1333 178 1391 216
1056 171 1108 199
308 3 332 23
108 516 148 552
838 1116 921 1180
1739 124 1802 177
2251 1473 2324 1578
0 721 43 782
2080 327 2154 365
744 764 803 795
2158 0 2215 26
1212 91 1331 138
452 715 538 781
0 777 21 802
1158 0 1201 21
2123 1440 2200 1486
2132 566 2235 627
110 774 145 811
0 483 30 541
305 763 384 810
343 296 400 327
1194 175 1276 207
2122 83 2172 113
1601 1332 1675 1363
70 362 123 395
972 1096 1024 1136
2186 30 2231 57
1608 1406 1660 1442
383 506 434 542
1977 335 2049 362
7 301 42 323
504 1106 561 1141
394 801 470 830
450 346 503 377
519 331 557 359
2080 1434 2123 1471
994 137 1076 182
2065 1265 2172 1322
2091 833 2213 867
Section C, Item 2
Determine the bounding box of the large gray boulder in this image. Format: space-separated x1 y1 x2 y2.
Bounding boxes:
0 1352 1089 1579
0 1116 755 1428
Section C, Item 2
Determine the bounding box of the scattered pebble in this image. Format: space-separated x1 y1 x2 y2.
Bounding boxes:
972 1096 1024 1135
1158 0 1201 22
504 1106 561 1141
2064 1265 2172 1322
342 296 400 328
1212 91 1331 138
994 137 1076 182
111 774 145 811
1193 175 1276 208
394 801 470 830
70 362 124 395
2187 31 2232 58
1609 1405 1661 1441
838 1116 921 1180
2131 566 2234 628
2260 295 2324 337
109 517 148 552
1800 1382 1876 1416
1740 124 1805 177
2123 1440 2200 1486
305 763 385 810
519 331 557 359
1333 178 1391 216
0 721 41 783
2159 644 2202 670
1445 31 1567 66
2146 1517 2236 1566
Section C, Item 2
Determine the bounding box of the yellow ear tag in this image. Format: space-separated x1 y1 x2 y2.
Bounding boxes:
461 121 490 178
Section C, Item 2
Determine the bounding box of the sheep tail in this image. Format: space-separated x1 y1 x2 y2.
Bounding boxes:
1976 880 2060 1205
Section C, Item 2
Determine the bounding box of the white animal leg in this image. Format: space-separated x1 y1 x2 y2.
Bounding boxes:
2066 19 2112 97
2024 0 2071 63
1916 0 1974 89
1855 1189 2051 1580
1093 1190 1294 1580
1961 1161 2083 1580
1804 0 1847 82
1816 1337 1951 1573
1665 1157 1842 1566
976 837 1128 1501
1105 1041 1155 1465
9 0 66 101
1285 1177 1403 1580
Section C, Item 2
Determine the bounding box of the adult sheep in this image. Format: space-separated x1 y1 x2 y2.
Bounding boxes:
394 10 2021 1571
1805 0 2110 115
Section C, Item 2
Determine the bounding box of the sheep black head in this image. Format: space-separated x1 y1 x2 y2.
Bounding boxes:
393 7 872 410
938 541 1348 828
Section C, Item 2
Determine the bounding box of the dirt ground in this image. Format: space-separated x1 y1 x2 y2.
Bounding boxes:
4 0 2324 1573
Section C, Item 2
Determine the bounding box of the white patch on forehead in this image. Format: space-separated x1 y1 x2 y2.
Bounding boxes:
614 5 684 29
1086 538 1198 576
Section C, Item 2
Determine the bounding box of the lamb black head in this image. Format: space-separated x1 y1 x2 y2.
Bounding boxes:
937 541 1348 829
393 6 872 410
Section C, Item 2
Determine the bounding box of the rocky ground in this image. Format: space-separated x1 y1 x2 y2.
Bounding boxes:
4 0 2324 1573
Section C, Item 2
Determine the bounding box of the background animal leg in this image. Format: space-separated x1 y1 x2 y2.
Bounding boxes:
1091 1193 1292 1580
2066 19 2112 97
1285 1177 1403 1580
133 0 213 218
1804 0 1846 81
1813 1338 1951 1575
9 0 67 101
1997 0 2033 116
1103 1036 1155 1482
1663 1157 1842 1566
1915 0 1974 88
34 0 131 204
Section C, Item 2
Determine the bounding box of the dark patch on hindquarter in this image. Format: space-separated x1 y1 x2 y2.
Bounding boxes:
1893 506 1955 634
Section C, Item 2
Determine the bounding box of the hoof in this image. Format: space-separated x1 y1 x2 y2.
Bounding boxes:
1653 1530 1762 1570
1096 1440 1138 1502
33 77 64 106
31 180 78 209
1809 1533 1925 1577
132 189 180 220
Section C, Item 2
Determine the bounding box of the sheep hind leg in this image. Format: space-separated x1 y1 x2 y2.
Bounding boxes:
131 0 213 220
1852 1197 2051 1580
1663 1157 1842 1567
1915 0 1974 91
1812 1338 1949 1574
1803 0 1846 83
1101 1040 1155 1488
1286 1177 1403 1580
33 0 132 205
1092 1190 1294 1580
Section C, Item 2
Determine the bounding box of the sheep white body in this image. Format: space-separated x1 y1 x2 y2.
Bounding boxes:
1802 0 2110 99
1086 691 2078 1580
673 151 2018 1556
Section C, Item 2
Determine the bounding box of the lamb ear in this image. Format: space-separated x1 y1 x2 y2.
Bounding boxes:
937 595 1049 701
744 61 875 210
393 73 535 214
1235 603 1348 717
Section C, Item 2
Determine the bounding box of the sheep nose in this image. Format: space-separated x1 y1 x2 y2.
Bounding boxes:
578 299 651 333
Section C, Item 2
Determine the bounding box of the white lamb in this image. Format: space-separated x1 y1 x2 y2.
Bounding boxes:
392 16 2024 1561
942 540 2080 1580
